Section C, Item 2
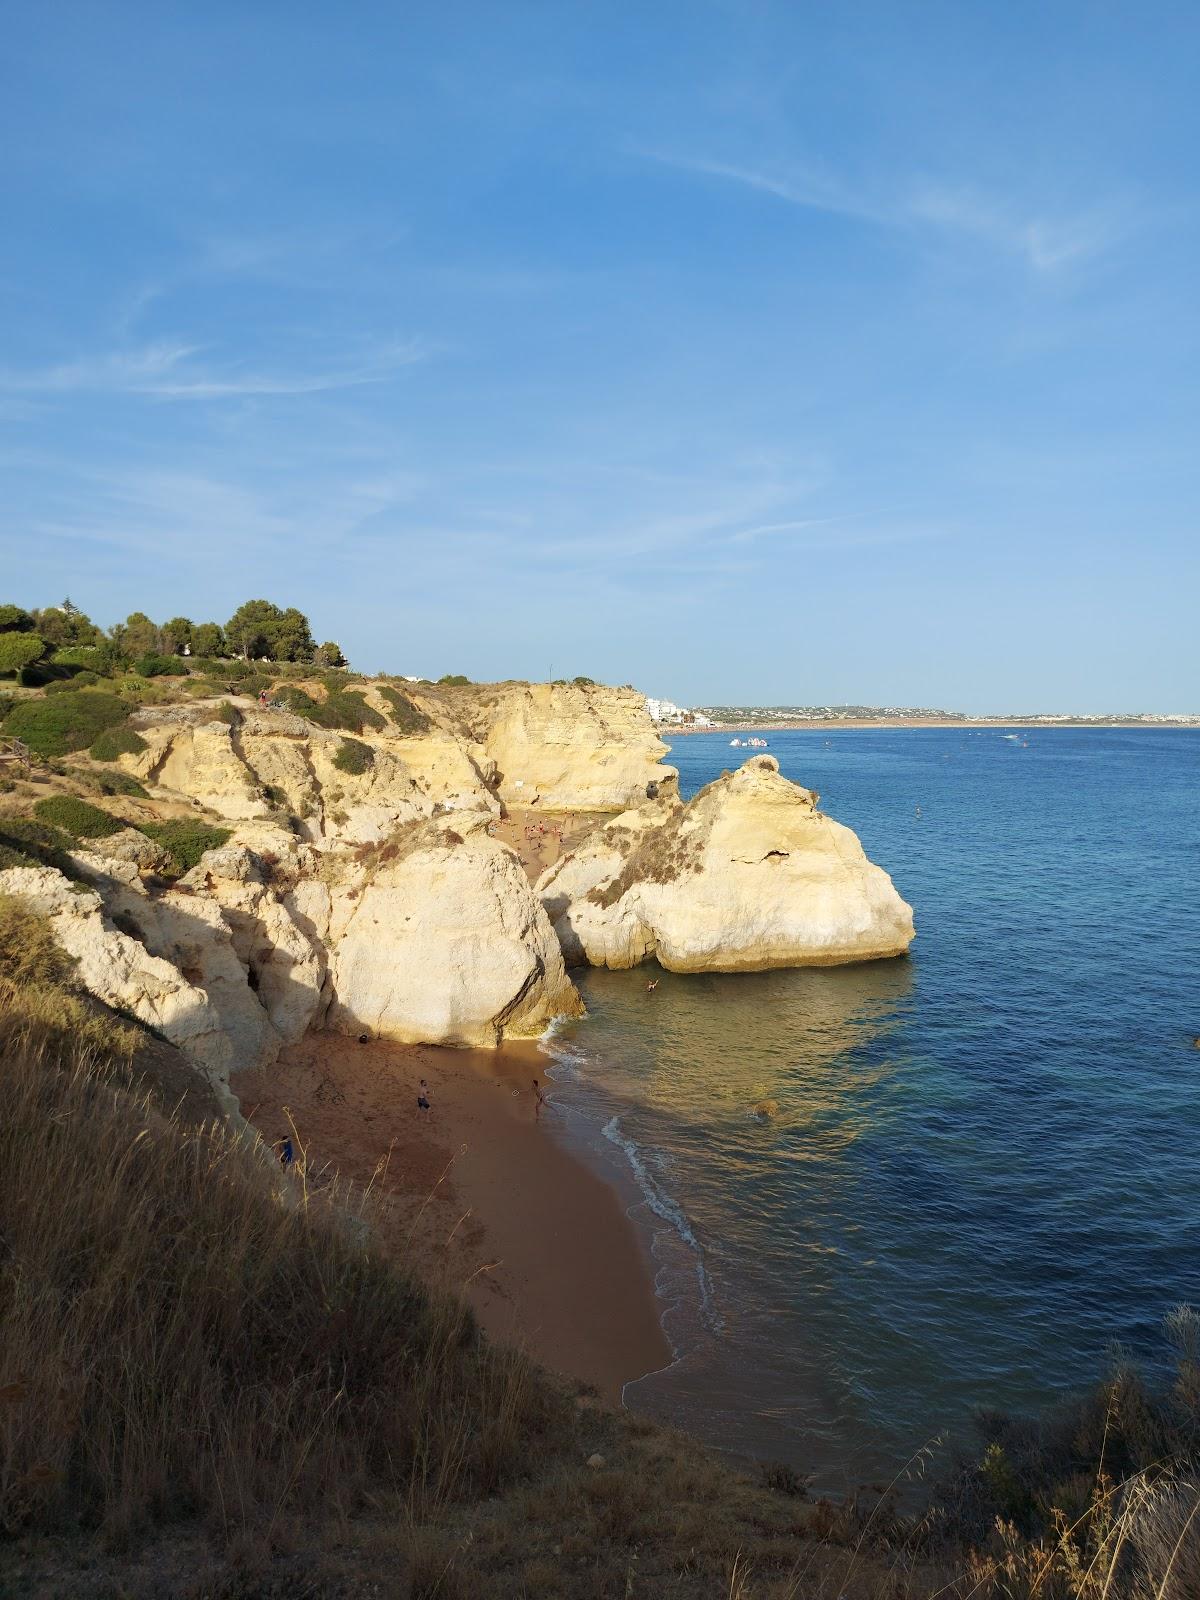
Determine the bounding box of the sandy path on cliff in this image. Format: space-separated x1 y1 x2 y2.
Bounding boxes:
235 1033 669 1404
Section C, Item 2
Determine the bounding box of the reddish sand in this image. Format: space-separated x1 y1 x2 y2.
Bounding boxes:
486 807 608 882
235 1033 670 1404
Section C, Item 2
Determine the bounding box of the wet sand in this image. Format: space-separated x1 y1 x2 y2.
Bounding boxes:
235 1032 670 1404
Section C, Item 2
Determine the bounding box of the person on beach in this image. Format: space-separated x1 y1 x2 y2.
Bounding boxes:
417 1078 431 1117
532 1078 547 1118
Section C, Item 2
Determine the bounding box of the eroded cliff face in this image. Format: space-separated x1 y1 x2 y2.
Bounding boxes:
469 682 676 811
1 689 913 1102
0 682 664 1086
326 815 582 1047
537 755 915 971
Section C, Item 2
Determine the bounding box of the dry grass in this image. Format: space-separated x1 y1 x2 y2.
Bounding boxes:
0 902 569 1549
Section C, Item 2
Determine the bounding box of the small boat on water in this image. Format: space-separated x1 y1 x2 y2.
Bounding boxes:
730 738 743 747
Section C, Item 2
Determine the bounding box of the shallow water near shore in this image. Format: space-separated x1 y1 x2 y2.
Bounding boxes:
539 726 1200 1492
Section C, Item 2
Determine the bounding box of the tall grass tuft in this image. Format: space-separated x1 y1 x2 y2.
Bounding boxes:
0 904 568 1545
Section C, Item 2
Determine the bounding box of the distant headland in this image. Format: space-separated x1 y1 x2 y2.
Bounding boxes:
647 698 1200 732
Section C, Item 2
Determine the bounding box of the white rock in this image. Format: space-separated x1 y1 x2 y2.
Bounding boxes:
540 756 914 971
327 816 583 1046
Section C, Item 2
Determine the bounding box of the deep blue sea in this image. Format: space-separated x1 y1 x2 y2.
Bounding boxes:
540 727 1200 1492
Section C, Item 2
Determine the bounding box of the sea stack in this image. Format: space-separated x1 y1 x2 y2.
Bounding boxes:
538 754 915 971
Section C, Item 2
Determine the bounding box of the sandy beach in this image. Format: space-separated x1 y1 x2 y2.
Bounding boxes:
235 1032 670 1404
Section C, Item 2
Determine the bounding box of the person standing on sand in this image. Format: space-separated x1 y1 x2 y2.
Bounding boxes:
532 1078 547 1118
417 1078 431 1117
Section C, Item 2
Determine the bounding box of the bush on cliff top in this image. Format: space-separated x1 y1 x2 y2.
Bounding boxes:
0 817 79 875
274 683 385 735
45 669 100 692
138 819 232 873
89 724 148 761
79 767 149 799
379 683 431 734
133 652 189 678
1 690 131 757
34 794 126 840
332 736 374 775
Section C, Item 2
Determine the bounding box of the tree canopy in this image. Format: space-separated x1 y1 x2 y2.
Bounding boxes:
225 600 315 662
0 605 35 634
0 633 48 678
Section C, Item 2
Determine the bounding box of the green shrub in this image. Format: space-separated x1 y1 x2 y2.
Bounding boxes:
319 691 384 733
572 676 595 687
52 643 120 675
213 701 240 725
379 685 431 734
139 821 232 873
45 670 100 693
34 795 126 840
89 725 148 762
111 676 183 706
133 653 188 678
0 694 12 723
82 769 149 799
332 737 375 775
274 684 319 716
437 674 471 686
1 691 131 757
0 817 78 874
0 632 48 679
274 685 384 734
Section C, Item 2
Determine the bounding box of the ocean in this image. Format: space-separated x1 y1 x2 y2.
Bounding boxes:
539 727 1200 1492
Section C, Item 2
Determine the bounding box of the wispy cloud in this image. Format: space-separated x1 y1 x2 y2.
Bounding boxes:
0 338 426 399
730 514 857 545
904 180 1124 271
636 147 1125 272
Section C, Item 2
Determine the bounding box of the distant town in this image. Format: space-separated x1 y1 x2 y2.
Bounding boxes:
644 698 1199 729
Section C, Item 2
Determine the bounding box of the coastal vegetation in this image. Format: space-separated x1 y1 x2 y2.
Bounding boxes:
138 819 233 873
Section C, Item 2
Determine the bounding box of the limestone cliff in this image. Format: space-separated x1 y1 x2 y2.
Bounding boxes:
0 688 913 1096
427 681 676 812
537 755 915 971
326 814 582 1046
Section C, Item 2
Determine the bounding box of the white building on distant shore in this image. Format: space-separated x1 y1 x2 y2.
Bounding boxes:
644 695 715 728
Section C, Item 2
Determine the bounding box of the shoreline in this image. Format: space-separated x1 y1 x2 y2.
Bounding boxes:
663 718 1200 734
235 1032 671 1405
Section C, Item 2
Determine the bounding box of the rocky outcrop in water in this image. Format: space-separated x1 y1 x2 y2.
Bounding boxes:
537 755 914 971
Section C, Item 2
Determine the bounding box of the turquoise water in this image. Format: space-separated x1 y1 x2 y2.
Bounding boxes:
540 728 1200 1492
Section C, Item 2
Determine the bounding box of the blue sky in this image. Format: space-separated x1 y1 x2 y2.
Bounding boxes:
2 2 1197 712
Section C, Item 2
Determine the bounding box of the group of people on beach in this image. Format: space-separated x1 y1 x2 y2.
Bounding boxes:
411 1074 547 1120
